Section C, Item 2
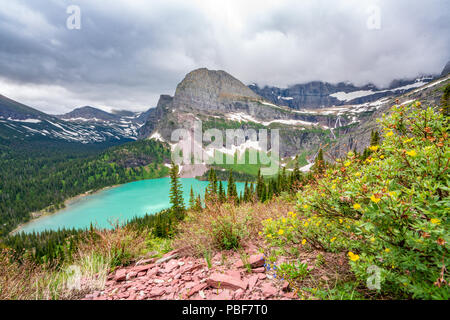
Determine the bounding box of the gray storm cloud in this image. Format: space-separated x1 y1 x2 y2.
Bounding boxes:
0 0 448 114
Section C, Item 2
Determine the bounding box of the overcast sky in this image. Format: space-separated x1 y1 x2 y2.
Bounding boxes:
0 0 449 114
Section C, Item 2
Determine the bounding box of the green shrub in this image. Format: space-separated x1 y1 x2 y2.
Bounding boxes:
264 101 449 299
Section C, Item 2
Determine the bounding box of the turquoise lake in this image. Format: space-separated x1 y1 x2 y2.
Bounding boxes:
18 178 245 234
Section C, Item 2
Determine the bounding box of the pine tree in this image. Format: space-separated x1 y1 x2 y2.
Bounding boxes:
314 149 325 174
370 130 380 146
207 169 218 195
218 181 226 203
227 169 237 202
293 156 301 182
189 186 195 209
169 162 185 220
195 195 203 211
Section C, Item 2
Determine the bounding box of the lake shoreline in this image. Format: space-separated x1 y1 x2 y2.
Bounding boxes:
10 183 122 235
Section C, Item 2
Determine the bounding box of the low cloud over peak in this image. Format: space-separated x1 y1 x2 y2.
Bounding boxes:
0 0 448 113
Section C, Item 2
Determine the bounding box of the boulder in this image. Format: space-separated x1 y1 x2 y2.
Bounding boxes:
207 273 248 291
114 269 127 282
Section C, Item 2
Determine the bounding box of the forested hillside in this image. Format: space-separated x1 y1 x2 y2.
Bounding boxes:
0 139 171 236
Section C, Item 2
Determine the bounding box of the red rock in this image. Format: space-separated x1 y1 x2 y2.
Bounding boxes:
258 273 267 280
114 269 127 282
187 283 208 297
282 281 290 292
249 254 265 268
182 275 193 281
132 264 155 273
182 264 203 274
261 283 278 298
148 287 166 297
126 271 137 280
226 270 241 279
137 271 147 277
234 253 265 269
147 267 159 277
233 288 244 300
207 273 248 291
248 274 259 290
283 292 297 299
119 292 130 299
163 249 180 257
253 267 265 273
212 289 233 300
136 258 156 266
162 260 179 273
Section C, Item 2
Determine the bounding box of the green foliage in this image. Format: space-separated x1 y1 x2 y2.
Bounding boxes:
277 261 309 280
440 82 450 115
169 163 185 220
211 214 242 250
265 101 449 299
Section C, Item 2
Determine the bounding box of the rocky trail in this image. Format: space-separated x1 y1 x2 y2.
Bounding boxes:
82 247 297 301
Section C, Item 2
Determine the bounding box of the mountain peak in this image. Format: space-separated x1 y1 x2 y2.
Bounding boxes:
59 106 117 121
172 68 260 111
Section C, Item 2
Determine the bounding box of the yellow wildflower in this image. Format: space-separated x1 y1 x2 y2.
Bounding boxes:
339 218 343 224
355 172 361 177
304 222 309 227
403 137 414 143
303 204 309 209
344 161 351 167
353 203 361 210
348 252 360 262
385 248 390 253
278 229 284 235
386 131 394 137
330 237 336 242
380 155 385 159
370 237 375 242
430 218 441 225
282 218 286 224
302 239 307 245
371 195 381 203
267 234 272 238
406 150 417 157
369 145 378 152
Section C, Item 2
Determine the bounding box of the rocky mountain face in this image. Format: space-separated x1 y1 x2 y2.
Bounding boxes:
57 106 150 140
0 96 143 144
327 74 450 160
249 76 435 110
2 63 448 167
58 106 119 122
138 68 380 158
139 68 449 164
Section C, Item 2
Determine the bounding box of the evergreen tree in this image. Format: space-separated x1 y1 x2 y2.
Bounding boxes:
227 169 238 202
314 149 325 174
189 186 195 209
218 181 226 203
195 195 203 211
169 162 185 220
370 130 380 146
